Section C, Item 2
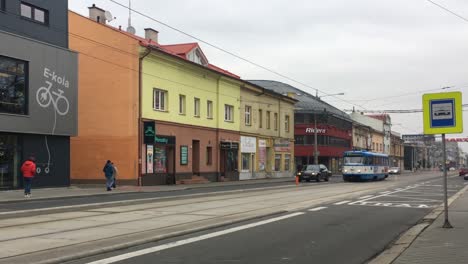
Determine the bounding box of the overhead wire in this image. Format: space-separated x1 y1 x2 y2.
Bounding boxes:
425 0 468 23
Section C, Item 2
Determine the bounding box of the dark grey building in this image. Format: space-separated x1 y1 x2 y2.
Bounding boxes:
0 1 77 189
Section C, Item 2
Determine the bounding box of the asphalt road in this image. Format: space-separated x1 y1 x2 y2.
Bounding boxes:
65 174 466 264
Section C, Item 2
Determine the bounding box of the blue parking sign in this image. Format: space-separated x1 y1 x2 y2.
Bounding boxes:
430 99 455 128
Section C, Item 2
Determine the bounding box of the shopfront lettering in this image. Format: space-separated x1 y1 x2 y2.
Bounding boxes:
155 137 169 144
305 128 326 134
44 68 69 88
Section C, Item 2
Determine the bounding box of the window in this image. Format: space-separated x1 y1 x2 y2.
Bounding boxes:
274 154 281 171
225 104 233 121
1 0 5 11
245 105 251 126
258 109 263 128
285 115 290 132
206 147 212 165
242 153 251 171
179 95 186 114
284 154 291 171
20 2 48 25
194 98 200 117
207 100 213 119
0 56 27 115
274 113 278 131
266 111 271 129
153 89 167 111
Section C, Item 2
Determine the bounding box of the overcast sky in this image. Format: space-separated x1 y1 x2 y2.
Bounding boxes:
69 0 468 149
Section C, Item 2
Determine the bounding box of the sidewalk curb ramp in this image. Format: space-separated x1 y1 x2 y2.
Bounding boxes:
0 210 288 264
368 183 468 264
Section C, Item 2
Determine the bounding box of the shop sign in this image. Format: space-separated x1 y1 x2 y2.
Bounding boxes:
241 136 256 153
258 139 267 171
146 145 154 174
274 138 291 152
305 128 326 134
180 145 189 165
143 121 156 144
220 141 239 150
155 135 175 145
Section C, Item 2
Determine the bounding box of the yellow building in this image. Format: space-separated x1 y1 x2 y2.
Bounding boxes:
238 83 297 180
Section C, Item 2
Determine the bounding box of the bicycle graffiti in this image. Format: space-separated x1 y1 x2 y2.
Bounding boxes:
36 81 70 116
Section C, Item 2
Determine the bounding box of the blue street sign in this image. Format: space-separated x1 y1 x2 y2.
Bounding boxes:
429 99 455 128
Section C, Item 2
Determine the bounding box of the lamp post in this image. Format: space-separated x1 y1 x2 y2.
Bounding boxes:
313 91 345 165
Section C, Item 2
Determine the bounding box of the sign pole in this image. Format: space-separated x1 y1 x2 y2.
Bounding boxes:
441 133 453 228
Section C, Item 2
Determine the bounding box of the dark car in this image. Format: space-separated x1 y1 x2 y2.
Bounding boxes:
459 168 468 176
297 164 331 182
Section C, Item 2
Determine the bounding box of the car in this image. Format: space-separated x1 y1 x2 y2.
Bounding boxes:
459 168 468 176
389 167 401 174
297 164 331 182
449 167 456 171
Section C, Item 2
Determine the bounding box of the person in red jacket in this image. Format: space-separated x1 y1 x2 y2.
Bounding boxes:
21 157 36 198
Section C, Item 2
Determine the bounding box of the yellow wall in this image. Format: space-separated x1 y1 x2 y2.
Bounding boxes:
141 52 240 131
371 131 384 153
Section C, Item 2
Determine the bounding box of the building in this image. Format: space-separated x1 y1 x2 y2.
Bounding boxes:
0 1 78 189
352 122 372 151
402 134 435 170
350 112 385 154
238 83 296 180
367 114 392 155
249 80 352 173
390 132 404 169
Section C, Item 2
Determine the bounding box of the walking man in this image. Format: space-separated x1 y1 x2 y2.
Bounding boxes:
21 156 36 198
103 160 114 191
111 162 118 189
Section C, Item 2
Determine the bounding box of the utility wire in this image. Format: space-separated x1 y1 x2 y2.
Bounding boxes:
425 0 468 23
106 0 368 110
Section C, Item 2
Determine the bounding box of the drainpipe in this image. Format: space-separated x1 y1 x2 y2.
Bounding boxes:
138 47 151 186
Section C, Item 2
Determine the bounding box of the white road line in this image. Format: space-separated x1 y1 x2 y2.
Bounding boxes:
359 195 374 199
349 186 419 205
334 201 351 205
85 212 305 264
379 191 391 194
308 207 328 211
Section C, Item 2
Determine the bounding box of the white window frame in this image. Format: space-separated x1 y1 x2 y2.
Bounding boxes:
285 115 290 132
194 97 200 117
207 100 213 119
153 89 167 111
245 105 251 126
179 94 186 115
225 104 234 122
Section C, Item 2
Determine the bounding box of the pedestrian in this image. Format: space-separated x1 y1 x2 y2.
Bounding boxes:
21 156 36 198
111 162 118 189
103 160 114 191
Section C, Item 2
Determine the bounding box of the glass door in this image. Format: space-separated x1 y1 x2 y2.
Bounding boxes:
0 134 19 189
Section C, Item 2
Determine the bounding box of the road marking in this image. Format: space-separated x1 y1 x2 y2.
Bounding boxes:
351 201 434 209
334 200 351 205
379 191 391 194
359 195 374 199
84 212 304 264
308 206 327 211
349 185 419 205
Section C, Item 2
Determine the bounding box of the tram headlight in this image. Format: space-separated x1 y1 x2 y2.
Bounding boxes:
357 170 361 173
344 170 348 173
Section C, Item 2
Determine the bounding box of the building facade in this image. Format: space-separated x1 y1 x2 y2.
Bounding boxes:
390 132 404 169
238 83 296 180
0 1 77 189
352 122 372 151
250 80 352 173
350 112 385 153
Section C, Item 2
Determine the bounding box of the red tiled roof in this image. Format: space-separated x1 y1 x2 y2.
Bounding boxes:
161 43 198 58
367 114 389 121
208 64 240 79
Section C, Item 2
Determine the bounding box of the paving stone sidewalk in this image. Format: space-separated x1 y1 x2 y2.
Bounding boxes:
394 187 468 264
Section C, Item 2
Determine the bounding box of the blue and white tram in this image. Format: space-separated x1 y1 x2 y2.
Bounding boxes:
342 151 389 181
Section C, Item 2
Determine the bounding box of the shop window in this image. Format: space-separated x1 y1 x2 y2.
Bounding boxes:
224 104 233 121
154 147 167 173
179 94 185 114
285 115 290 132
274 113 278 131
245 105 251 126
242 153 251 171
284 154 291 171
274 154 281 171
207 100 213 119
0 55 27 115
20 2 48 25
266 111 271 129
194 98 200 117
206 146 212 165
153 89 167 111
258 109 263 128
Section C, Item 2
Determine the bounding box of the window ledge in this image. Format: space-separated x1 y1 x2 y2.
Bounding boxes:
207 117 213 120
179 113 186 116
153 109 168 113
224 120 234 123
194 115 200 118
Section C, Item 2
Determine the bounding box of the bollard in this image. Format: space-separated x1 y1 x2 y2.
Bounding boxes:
295 175 299 186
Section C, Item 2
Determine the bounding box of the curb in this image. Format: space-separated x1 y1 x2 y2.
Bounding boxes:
12 210 287 264
368 183 468 264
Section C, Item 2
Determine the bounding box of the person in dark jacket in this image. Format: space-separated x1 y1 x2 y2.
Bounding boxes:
111 162 118 189
21 157 36 198
103 160 114 191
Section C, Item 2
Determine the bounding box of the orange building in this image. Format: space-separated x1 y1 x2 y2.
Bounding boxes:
68 10 140 184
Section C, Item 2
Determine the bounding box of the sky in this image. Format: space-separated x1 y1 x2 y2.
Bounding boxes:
69 0 468 149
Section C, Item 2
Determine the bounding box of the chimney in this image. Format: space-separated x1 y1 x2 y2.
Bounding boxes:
144 28 159 43
88 4 106 24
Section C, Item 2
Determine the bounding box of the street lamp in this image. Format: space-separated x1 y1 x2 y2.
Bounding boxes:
313 91 345 165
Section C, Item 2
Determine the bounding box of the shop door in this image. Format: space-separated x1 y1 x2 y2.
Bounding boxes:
0 135 18 189
192 140 200 175
166 146 176 185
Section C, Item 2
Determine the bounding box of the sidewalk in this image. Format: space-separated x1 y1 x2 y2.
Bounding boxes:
0 176 295 203
393 185 468 264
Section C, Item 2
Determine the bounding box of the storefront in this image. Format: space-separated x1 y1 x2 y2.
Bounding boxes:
272 138 294 177
239 136 256 180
